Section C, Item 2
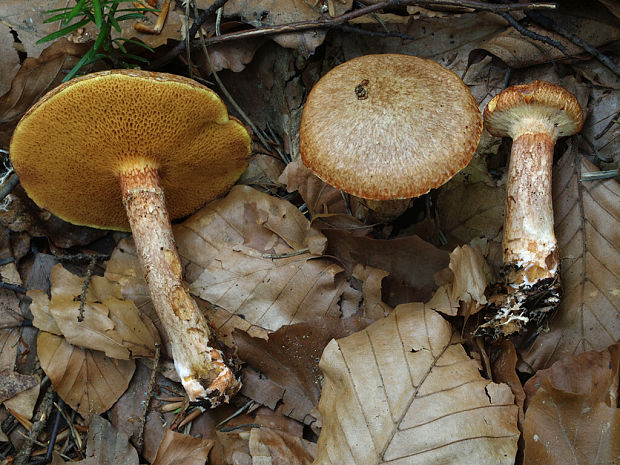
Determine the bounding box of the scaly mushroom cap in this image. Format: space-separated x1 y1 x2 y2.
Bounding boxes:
484 80 583 141
300 54 482 200
10 70 251 231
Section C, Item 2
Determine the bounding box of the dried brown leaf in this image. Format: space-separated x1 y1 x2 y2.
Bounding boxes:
248 427 316 465
75 415 139 465
523 342 620 464
152 429 213 465
37 332 135 417
198 0 327 55
0 370 38 403
0 23 20 96
520 150 620 370
0 39 89 146
352 264 392 320
492 341 525 430
39 265 159 359
28 289 61 335
279 160 347 216
449 245 492 307
234 316 371 424
315 301 519 465
324 230 449 304
470 13 620 69
3 382 40 422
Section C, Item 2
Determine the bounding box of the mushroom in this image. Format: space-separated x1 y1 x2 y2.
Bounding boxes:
480 80 583 336
9 70 252 404
300 54 482 221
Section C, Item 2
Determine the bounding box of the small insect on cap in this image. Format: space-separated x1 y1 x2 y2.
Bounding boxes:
300 54 482 200
10 69 251 230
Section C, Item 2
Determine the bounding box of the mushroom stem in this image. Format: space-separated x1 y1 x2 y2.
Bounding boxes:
503 132 558 283
119 165 238 403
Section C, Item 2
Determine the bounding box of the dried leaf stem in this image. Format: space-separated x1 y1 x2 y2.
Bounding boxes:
136 344 160 453
14 388 55 465
150 0 557 68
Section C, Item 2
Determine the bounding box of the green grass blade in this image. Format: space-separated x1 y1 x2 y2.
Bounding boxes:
36 17 90 44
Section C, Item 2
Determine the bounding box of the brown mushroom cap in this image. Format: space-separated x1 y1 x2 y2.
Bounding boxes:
299 54 482 200
484 80 583 141
10 70 251 231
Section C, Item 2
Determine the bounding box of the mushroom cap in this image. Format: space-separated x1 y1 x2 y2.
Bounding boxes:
10 70 251 231
484 80 583 141
299 54 482 200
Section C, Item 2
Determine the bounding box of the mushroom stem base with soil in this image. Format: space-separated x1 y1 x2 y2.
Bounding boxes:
120 165 239 403
479 133 561 337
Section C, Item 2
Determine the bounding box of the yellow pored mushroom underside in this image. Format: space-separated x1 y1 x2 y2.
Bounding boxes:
10 70 251 230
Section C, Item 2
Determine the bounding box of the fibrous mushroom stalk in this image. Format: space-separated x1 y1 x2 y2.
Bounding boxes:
489 132 561 335
119 164 239 403
479 81 583 338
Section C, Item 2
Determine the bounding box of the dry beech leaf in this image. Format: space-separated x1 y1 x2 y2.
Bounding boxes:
75 415 139 465
521 150 620 370
279 160 347 216
152 429 213 465
0 38 90 146
234 317 371 424
198 0 327 55
107 186 346 339
248 427 317 465
352 264 392 320
523 342 620 464
118 7 184 50
37 332 135 418
0 370 38 403
4 382 40 422
324 230 449 305
0 23 20 95
449 245 492 308
28 289 61 335
492 341 526 430
45 265 159 359
470 13 620 69
315 302 519 465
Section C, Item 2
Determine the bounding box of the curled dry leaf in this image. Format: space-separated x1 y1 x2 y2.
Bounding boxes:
234 316 371 424
469 13 620 69
0 38 90 146
279 160 348 216
523 342 620 464
75 415 139 465
248 427 317 465
521 150 620 370
33 264 159 359
449 245 492 309
37 332 135 418
0 24 19 95
152 429 213 465
315 301 519 465
107 186 347 341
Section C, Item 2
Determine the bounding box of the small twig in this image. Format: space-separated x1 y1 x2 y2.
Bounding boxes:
77 255 97 322
526 11 620 78
136 343 160 453
53 252 110 264
219 423 260 432
594 111 619 140
580 169 618 182
14 388 55 465
150 0 556 69
500 11 570 57
216 399 254 429
0 172 18 203
581 134 613 163
45 399 65 463
336 23 417 41
0 277 27 294
262 248 309 259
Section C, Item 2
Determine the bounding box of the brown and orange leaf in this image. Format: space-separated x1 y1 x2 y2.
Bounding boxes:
248 427 317 465
75 415 139 465
521 150 620 371
152 429 213 465
37 332 135 418
523 342 620 464
234 316 371 424
33 265 159 359
315 301 519 465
